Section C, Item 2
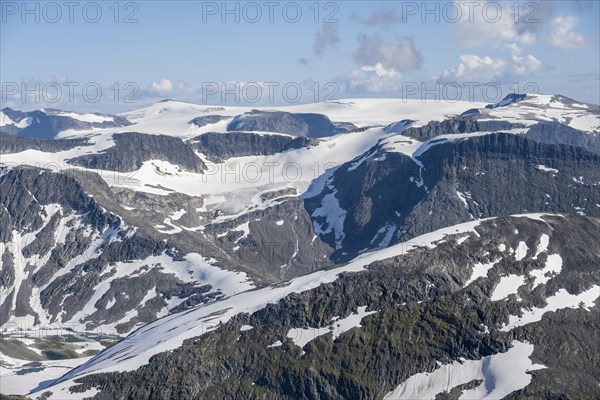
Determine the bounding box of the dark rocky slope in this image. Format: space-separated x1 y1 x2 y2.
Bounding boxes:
306 133 600 261
227 110 356 138
68 132 206 173
188 131 317 162
401 116 600 155
57 215 600 400
0 132 91 154
189 115 230 128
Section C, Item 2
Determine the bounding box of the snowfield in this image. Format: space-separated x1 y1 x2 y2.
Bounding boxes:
2 94 597 219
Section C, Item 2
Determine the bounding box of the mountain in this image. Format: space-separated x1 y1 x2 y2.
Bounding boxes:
305 132 600 260
226 110 358 138
67 132 207 173
31 215 600 399
0 94 599 399
188 132 318 163
0 108 131 139
485 92 527 108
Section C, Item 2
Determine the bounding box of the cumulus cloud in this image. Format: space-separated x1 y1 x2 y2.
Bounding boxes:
440 55 507 82
338 63 402 93
353 34 422 72
509 51 542 76
148 79 174 95
313 24 341 56
549 16 587 48
439 47 541 83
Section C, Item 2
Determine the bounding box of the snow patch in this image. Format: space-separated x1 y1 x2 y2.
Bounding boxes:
515 241 529 261
287 306 377 348
383 341 545 400
501 285 600 331
464 259 499 287
533 234 549 259
312 190 346 249
536 165 559 174
530 254 562 287
491 274 527 301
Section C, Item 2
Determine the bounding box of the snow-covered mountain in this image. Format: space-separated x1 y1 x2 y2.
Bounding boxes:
1 94 599 399
0 108 131 139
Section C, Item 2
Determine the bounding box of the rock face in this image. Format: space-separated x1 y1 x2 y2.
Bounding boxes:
189 115 229 128
402 117 520 141
226 110 357 137
306 133 600 260
524 122 600 154
108 185 332 283
58 215 600 400
68 132 206 173
204 198 333 280
188 131 318 162
0 132 91 154
382 119 414 134
485 93 527 108
402 116 600 155
0 108 130 139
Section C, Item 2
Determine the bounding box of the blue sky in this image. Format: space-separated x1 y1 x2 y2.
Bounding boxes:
1 0 599 112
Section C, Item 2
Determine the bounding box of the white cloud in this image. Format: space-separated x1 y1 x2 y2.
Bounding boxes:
148 79 174 95
353 35 422 72
509 52 542 76
441 55 507 82
453 1 540 47
338 63 402 93
439 48 541 83
549 16 587 48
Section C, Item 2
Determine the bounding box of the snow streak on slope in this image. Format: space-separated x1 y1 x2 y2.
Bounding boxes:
53 112 115 124
490 274 527 301
383 341 546 400
311 189 347 249
63 252 255 334
501 285 600 331
286 306 377 348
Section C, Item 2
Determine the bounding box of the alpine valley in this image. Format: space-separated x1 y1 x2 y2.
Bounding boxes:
1 94 599 400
